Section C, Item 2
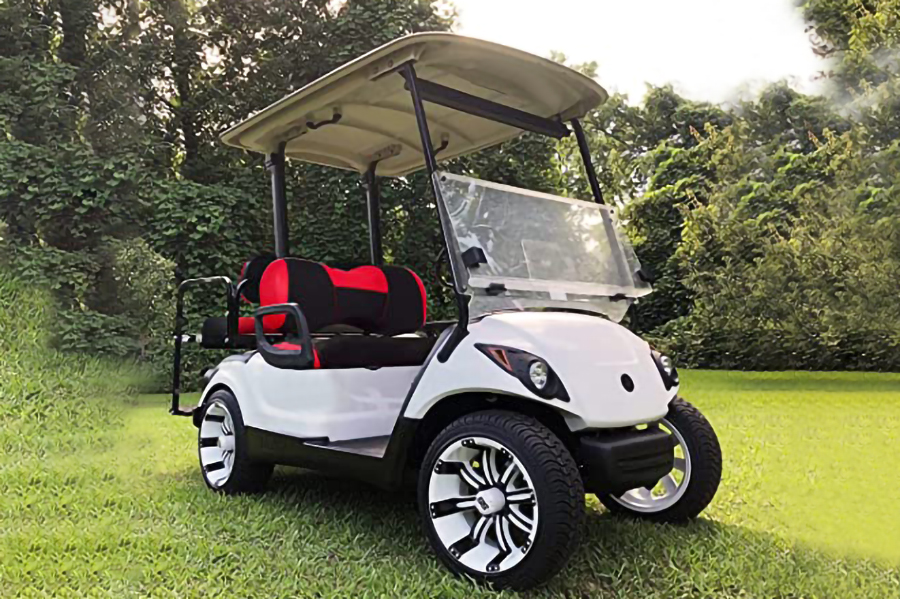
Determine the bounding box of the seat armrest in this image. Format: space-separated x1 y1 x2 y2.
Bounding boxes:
254 303 314 369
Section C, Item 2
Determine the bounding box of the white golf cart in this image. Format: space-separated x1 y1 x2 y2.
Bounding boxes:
170 33 722 590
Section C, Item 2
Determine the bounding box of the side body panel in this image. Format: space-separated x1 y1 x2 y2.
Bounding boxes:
199 312 673 444
404 312 674 429
200 355 417 441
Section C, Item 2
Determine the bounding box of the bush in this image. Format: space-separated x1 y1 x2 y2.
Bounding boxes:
0 273 153 457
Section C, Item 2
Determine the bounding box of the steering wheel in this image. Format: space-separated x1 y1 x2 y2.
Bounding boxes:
434 247 455 289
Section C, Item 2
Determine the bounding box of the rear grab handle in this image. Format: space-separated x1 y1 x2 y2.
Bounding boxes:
254 303 315 369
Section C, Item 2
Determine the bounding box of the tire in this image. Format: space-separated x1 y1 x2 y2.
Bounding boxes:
597 397 722 523
418 410 583 591
198 389 273 495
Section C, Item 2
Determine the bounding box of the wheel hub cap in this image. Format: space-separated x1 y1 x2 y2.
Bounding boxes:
475 488 505 515
428 437 539 574
611 418 692 513
198 400 236 488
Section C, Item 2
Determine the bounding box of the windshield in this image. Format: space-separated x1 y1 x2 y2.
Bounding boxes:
435 172 651 322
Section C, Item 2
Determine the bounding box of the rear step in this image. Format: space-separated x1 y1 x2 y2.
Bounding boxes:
305 436 391 459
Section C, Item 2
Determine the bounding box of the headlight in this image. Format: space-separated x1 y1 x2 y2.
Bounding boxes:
652 351 679 389
528 360 549 390
476 344 569 401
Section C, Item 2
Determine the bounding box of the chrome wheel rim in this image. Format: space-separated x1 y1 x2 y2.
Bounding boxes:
428 437 538 574
611 418 691 512
199 400 236 488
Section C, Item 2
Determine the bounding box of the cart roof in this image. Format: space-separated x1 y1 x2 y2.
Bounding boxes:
219 33 608 177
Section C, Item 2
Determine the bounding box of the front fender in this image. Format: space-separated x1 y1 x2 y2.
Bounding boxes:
405 312 674 430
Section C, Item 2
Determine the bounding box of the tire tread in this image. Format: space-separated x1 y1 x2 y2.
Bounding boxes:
419 410 583 590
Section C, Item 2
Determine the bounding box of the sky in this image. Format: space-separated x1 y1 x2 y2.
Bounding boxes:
452 0 826 104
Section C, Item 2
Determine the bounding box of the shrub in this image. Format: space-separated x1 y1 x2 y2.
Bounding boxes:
0 273 152 457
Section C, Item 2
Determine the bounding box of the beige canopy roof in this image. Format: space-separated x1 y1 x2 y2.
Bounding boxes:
220 33 607 177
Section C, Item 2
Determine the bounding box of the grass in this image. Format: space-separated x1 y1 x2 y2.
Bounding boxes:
1 369 899 598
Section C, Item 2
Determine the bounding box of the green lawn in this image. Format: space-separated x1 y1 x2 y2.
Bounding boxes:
1 370 899 598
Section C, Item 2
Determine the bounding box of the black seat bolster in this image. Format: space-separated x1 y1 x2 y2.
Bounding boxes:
200 316 229 349
314 335 435 369
200 317 258 349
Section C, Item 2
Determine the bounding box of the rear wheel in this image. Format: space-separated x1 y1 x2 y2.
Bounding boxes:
198 390 273 495
418 410 583 590
597 397 721 522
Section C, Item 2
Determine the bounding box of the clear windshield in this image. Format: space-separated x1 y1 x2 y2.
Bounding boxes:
435 172 652 322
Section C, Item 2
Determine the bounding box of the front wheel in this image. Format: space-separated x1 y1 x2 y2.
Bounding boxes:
597 397 722 523
418 410 583 591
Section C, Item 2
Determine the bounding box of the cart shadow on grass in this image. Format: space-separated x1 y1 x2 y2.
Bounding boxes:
235 468 894 597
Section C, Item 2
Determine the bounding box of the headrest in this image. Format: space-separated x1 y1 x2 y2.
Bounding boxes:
239 255 276 303
258 258 426 335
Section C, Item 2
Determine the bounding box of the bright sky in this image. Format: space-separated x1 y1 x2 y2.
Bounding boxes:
453 0 825 104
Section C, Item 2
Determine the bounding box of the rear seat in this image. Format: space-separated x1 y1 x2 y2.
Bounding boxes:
201 257 434 369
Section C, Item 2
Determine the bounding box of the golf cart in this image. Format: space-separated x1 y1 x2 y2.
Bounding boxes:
170 33 722 590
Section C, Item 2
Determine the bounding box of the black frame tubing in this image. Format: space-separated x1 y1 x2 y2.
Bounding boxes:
400 62 469 361
571 118 633 285
266 142 289 258
171 276 235 416
364 161 383 265
408 78 571 139
571 119 604 205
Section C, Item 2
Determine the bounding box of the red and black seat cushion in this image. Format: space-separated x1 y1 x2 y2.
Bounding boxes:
312 335 434 369
203 257 431 368
256 258 427 336
273 341 322 368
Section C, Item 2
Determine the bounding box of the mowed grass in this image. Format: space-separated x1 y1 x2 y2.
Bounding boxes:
1 370 899 598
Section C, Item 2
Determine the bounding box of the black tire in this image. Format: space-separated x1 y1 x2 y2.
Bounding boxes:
597 397 722 523
198 389 273 495
418 410 583 591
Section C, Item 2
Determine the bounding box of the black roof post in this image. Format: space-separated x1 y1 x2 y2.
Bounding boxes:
266 142 288 258
364 162 383 266
571 118 605 205
400 62 469 360
571 119 634 284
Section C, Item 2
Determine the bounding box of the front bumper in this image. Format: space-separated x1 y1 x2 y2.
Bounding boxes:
578 427 675 496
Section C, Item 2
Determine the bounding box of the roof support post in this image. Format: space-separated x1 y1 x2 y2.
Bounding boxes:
266 142 289 258
571 118 604 205
364 162 383 266
571 119 633 286
401 63 439 175
400 62 469 360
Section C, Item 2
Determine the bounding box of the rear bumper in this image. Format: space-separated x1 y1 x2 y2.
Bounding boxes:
578 427 675 496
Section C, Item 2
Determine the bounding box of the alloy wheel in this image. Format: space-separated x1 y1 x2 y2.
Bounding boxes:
199 400 237 488
611 418 691 512
428 436 539 574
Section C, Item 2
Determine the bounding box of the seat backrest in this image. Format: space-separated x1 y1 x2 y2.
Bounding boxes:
258 258 427 335
238 254 276 304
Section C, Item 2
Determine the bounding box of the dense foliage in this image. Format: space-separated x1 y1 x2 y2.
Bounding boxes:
0 273 148 458
570 0 900 370
0 0 461 383
2 0 899 378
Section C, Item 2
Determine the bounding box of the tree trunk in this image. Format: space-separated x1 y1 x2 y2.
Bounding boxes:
166 0 201 180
